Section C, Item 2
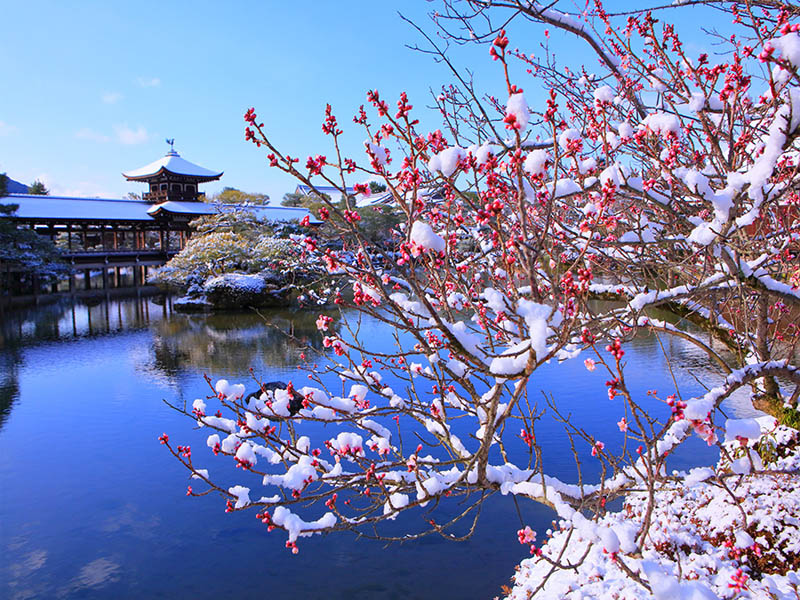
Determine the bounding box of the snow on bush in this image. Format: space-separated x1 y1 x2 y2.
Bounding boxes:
508 421 800 600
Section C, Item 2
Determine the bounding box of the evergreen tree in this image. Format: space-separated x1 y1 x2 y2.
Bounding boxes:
0 203 64 277
27 180 49 195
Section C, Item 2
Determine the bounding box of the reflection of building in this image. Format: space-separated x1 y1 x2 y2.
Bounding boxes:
1 145 318 302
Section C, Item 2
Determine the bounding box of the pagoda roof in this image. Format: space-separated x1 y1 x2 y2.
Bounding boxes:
123 150 223 182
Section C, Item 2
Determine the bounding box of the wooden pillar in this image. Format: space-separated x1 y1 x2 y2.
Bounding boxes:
160 229 165 251
102 266 108 289
113 228 118 250
67 223 73 252
69 269 75 293
115 266 121 287
133 264 140 287
84 269 91 290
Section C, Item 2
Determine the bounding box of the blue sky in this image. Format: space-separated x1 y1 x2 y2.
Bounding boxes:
0 1 724 202
0 1 459 200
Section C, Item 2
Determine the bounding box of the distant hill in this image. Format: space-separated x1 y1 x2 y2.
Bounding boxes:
4 177 29 195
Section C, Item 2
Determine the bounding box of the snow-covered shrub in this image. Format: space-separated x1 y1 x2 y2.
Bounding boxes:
163 1 800 597
151 209 329 298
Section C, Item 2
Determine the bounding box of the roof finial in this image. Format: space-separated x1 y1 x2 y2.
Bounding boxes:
166 138 176 155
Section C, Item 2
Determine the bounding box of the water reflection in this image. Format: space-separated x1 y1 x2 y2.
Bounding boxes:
149 309 333 379
0 350 20 430
0 294 163 347
0 295 767 600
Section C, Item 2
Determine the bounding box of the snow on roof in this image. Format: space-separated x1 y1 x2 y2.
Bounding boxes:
244 204 321 224
294 184 356 198
146 201 217 216
123 150 223 181
147 201 319 223
2 194 319 224
355 191 394 208
3 194 154 221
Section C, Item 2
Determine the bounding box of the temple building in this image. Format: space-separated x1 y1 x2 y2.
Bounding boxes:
123 145 223 204
1 145 317 302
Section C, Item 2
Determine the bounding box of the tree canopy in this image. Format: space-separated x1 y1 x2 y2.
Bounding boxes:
27 180 49 195
212 186 270 205
0 203 64 277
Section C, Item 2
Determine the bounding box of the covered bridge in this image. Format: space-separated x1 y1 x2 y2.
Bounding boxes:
1 147 316 300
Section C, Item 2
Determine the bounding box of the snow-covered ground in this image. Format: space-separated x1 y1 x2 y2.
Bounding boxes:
505 417 800 599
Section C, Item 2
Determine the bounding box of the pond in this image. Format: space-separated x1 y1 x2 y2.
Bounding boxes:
0 295 749 599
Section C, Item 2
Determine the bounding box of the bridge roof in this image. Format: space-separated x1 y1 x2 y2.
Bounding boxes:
2 194 319 224
123 150 223 182
4 194 154 221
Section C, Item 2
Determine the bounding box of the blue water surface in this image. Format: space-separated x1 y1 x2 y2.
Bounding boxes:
0 295 725 599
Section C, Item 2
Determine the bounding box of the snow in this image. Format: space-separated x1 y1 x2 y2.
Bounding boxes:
469 141 500 165
772 32 800 69
506 93 531 131
723 418 762 443
2 194 318 224
688 92 706 112
490 340 532 375
684 397 713 420
205 273 266 293
593 85 615 108
429 146 466 177
558 128 581 150
734 530 755 549
523 149 550 176
270 506 337 543
5 194 155 221
262 455 318 490
546 178 581 198
364 140 389 166
409 221 445 254
599 162 629 187
640 112 682 137
123 149 222 180
505 422 800 600
228 485 251 509
618 121 634 138
383 492 410 519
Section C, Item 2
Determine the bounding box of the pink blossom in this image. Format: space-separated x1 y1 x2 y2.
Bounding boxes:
584 358 596 371
517 526 537 545
617 417 628 432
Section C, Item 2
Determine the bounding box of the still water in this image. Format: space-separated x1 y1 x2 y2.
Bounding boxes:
0 295 740 599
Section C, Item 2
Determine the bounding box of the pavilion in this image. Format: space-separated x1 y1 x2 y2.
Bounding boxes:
1 146 317 301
